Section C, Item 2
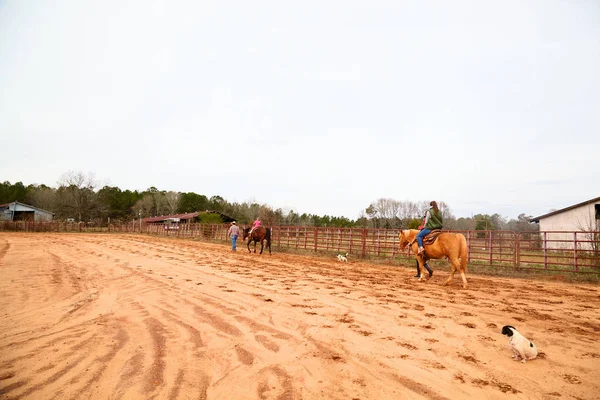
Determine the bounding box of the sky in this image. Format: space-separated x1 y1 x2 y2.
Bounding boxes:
1 0 599 220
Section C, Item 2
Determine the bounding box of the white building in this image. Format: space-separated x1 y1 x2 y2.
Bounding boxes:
0 201 54 222
530 196 600 250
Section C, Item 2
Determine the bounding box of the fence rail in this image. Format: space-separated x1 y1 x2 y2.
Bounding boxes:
1 221 599 274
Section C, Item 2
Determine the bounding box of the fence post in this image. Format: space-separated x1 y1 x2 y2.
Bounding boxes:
277 227 281 248
361 229 367 258
314 228 318 253
349 229 353 254
515 232 520 267
574 232 578 272
543 232 547 269
467 231 471 263
489 231 493 265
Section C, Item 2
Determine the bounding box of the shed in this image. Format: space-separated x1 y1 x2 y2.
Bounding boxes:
0 201 55 222
530 196 600 250
141 210 235 224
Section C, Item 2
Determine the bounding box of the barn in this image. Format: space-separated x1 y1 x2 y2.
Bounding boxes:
530 196 600 250
141 210 235 224
0 201 54 222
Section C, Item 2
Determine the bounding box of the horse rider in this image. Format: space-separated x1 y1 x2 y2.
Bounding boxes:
249 217 261 235
415 217 434 278
417 200 443 255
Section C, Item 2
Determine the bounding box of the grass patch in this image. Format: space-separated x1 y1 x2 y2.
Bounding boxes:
270 244 600 284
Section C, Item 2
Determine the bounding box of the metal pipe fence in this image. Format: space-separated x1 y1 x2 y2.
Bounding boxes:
1 221 598 274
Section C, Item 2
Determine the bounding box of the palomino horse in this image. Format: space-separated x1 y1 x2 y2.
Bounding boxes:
242 226 272 255
399 229 469 289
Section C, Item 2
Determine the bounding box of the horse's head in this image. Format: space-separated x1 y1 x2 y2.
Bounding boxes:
242 227 250 240
398 229 413 251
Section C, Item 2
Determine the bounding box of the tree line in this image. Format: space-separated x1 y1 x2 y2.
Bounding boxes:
0 172 539 232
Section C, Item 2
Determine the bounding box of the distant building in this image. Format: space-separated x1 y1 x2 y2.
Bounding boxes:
530 196 600 250
0 201 54 222
141 210 235 224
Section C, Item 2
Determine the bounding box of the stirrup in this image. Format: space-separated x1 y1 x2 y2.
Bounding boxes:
418 247 425 254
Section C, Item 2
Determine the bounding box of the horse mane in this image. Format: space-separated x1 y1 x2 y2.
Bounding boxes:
403 229 418 241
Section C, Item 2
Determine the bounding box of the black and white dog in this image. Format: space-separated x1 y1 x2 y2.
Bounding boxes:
337 252 348 262
501 325 538 363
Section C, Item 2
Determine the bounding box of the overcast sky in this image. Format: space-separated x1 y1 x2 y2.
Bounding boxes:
1 0 599 220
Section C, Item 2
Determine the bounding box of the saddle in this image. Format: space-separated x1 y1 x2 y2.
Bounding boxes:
422 229 443 246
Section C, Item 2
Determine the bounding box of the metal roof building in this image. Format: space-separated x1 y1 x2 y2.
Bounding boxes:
530 196 600 229
0 201 55 222
530 196 600 250
141 210 235 224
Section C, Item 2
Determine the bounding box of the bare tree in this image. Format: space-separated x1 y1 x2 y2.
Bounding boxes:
134 194 155 218
365 198 455 228
164 191 180 215
152 192 168 215
398 201 419 220
57 171 96 222
575 208 600 255
438 201 455 220
371 198 401 220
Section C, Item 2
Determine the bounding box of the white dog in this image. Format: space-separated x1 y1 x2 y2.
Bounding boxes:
501 325 538 363
337 252 348 262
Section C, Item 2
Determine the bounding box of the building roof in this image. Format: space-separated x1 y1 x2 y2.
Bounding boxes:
142 212 201 223
530 196 600 222
142 210 235 223
0 201 55 215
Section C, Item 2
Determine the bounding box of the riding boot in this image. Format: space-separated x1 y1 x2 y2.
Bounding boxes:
424 263 433 277
414 260 420 278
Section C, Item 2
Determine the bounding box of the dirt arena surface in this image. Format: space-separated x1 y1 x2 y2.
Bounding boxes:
0 233 598 400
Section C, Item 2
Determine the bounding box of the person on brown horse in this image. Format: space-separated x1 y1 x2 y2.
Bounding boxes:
417 201 443 255
249 217 261 235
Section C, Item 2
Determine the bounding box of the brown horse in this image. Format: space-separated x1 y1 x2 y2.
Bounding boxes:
242 226 272 255
399 229 469 289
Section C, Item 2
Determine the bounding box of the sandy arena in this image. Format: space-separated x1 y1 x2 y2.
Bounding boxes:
0 233 599 400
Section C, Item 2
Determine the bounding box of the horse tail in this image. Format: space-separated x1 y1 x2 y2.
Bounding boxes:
266 227 271 244
266 227 272 254
459 233 468 272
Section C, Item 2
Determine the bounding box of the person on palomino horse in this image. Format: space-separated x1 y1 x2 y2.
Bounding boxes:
415 217 434 278
249 217 261 235
417 201 443 255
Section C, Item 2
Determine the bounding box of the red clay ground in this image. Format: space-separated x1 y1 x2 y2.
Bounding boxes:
0 233 598 400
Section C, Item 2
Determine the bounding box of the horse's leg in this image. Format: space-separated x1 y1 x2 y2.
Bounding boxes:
417 257 427 282
460 270 469 290
444 257 459 286
247 239 251 253
253 240 257 253
259 239 264 254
